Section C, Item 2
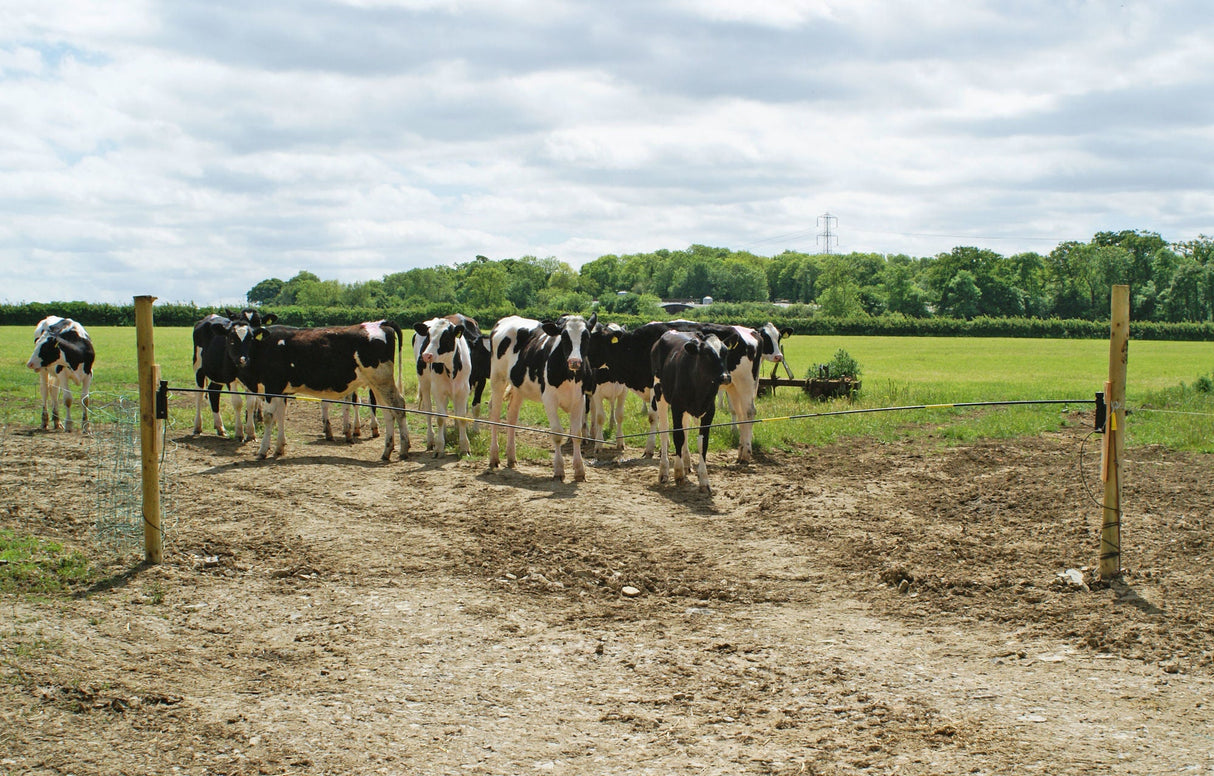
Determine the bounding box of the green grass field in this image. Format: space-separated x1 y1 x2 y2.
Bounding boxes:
4 326 1212 454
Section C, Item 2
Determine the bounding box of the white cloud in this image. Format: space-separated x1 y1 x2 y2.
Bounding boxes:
1 0 1212 304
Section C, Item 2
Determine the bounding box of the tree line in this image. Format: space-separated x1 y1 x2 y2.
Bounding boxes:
244 230 1214 324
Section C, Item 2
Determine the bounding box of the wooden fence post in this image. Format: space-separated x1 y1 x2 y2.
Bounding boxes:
135 295 163 564
1100 285 1129 579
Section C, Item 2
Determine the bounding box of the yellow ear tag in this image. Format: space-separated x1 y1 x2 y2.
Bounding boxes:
611 336 619 344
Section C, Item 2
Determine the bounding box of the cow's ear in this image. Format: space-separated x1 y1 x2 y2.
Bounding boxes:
261 313 278 326
413 322 430 337
462 320 481 340
253 329 267 341
587 312 597 329
683 339 701 355
541 321 562 337
780 327 793 339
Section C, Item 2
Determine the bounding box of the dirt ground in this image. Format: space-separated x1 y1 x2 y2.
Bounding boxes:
1 406 1212 775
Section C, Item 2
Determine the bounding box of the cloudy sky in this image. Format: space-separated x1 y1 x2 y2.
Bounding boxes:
2 0 1211 306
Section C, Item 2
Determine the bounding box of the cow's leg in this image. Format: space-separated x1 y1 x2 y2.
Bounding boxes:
192 372 206 435
60 374 75 432
349 392 361 439
49 373 64 431
228 385 244 440
470 381 486 430
641 388 658 458
365 389 379 439
321 401 335 441
241 390 259 443
696 409 715 494
570 395 586 482
505 390 523 469
208 381 227 437
541 394 567 481
79 373 92 435
612 392 627 452
487 378 506 469
256 397 284 459
671 409 690 484
419 374 437 452
724 384 753 464
36 370 50 430
341 396 354 443
370 379 408 461
453 384 471 457
437 383 456 459
655 395 671 483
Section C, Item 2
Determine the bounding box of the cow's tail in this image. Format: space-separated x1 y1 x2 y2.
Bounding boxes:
382 320 404 395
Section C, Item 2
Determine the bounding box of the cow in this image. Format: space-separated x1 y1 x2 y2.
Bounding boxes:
584 320 748 459
650 329 732 494
486 313 596 481
658 320 795 463
229 320 410 461
27 316 95 433
585 322 632 454
192 310 276 441
412 314 481 457
467 331 492 425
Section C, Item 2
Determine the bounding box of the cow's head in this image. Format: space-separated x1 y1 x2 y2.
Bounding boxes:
544 313 596 372
27 335 62 371
414 317 464 366
223 319 259 370
236 308 276 328
759 322 793 362
587 319 625 370
689 334 732 387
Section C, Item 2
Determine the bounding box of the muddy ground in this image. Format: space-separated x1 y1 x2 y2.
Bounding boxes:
1 407 1212 775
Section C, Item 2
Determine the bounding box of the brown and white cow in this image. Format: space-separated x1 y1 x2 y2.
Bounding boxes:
650 329 733 494
230 320 410 461
27 316 94 433
412 314 481 457
487 313 596 481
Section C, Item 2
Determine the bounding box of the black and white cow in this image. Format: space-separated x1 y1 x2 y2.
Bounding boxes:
660 320 790 463
650 330 732 494
486 313 596 481
585 320 747 458
412 314 481 457
192 310 276 441
230 320 409 461
585 322 631 453
27 316 95 433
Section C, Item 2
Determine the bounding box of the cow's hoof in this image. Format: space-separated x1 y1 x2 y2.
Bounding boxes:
699 485 713 495
574 472 586 483
370 430 380 439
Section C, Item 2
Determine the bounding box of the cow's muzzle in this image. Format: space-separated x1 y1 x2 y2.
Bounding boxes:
719 373 732 385
567 358 583 371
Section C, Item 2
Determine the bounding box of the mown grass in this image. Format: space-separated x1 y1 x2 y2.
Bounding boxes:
3 326 1212 456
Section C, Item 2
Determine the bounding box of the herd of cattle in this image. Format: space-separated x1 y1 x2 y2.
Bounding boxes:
26 311 792 493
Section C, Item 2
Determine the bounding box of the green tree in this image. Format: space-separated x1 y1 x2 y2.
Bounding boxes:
709 259 769 302
882 260 929 317
578 255 622 298
816 256 866 317
247 278 285 305
458 263 511 309
939 270 982 319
